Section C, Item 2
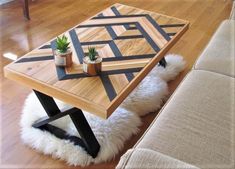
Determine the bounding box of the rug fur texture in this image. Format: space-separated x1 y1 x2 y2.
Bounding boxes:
20 54 185 166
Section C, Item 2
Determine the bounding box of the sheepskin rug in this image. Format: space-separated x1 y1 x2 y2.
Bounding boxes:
20 54 185 166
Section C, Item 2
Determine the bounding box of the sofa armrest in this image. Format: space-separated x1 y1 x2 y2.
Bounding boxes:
116 148 199 169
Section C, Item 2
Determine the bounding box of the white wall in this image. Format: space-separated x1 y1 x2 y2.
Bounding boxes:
0 0 14 5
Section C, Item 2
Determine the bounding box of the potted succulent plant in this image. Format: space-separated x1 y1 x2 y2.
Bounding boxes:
83 47 102 76
54 35 72 67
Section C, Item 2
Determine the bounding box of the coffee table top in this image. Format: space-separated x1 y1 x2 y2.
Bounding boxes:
4 3 189 119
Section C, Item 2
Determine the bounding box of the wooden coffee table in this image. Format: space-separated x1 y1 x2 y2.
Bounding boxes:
4 3 189 158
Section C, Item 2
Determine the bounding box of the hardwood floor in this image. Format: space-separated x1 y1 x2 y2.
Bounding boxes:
0 0 232 168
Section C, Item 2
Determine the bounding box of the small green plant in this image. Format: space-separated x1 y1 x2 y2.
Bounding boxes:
56 35 70 53
88 47 98 61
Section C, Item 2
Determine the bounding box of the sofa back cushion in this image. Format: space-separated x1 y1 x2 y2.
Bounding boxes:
194 20 235 77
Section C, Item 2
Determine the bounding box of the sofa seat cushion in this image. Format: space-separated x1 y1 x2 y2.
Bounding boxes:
116 148 199 169
135 70 235 169
194 20 235 77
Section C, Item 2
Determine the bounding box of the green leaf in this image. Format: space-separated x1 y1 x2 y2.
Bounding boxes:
88 46 98 61
56 35 70 53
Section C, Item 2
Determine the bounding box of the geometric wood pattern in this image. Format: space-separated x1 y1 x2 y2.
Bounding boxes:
4 3 189 119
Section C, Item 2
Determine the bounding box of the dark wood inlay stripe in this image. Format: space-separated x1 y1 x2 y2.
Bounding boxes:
108 39 135 82
108 40 122 57
98 13 118 39
59 67 142 80
102 54 155 62
110 6 130 29
77 22 137 28
145 14 171 41
55 66 67 80
59 72 89 80
115 35 144 40
50 39 57 50
160 24 185 28
50 40 67 80
167 32 177 36
125 72 135 82
92 14 147 19
127 26 137 30
39 45 51 49
80 35 143 44
100 75 117 101
15 56 54 63
102 67 142 75
69 29 84 64
15 53 155 65
80 40 111 46
135 22 160 52
105 25 117 39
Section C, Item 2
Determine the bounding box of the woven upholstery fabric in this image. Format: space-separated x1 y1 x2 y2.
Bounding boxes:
134 70 235 169
116 148 199 169
194 20 235 77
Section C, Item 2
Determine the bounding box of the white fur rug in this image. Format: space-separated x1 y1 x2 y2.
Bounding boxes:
20 54 185 166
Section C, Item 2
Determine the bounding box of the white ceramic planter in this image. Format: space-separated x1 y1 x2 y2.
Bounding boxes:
54 48 72 67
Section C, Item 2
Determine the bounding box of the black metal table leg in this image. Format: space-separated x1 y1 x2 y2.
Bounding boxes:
32 90 100 158
69 109 100 157
159 57 167 68
34 90 60 116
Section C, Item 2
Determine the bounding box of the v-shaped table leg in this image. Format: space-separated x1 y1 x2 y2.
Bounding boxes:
159 57 167 68
32 90 100 158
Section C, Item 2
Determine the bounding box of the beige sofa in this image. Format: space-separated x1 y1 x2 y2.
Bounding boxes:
116 8 235 169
